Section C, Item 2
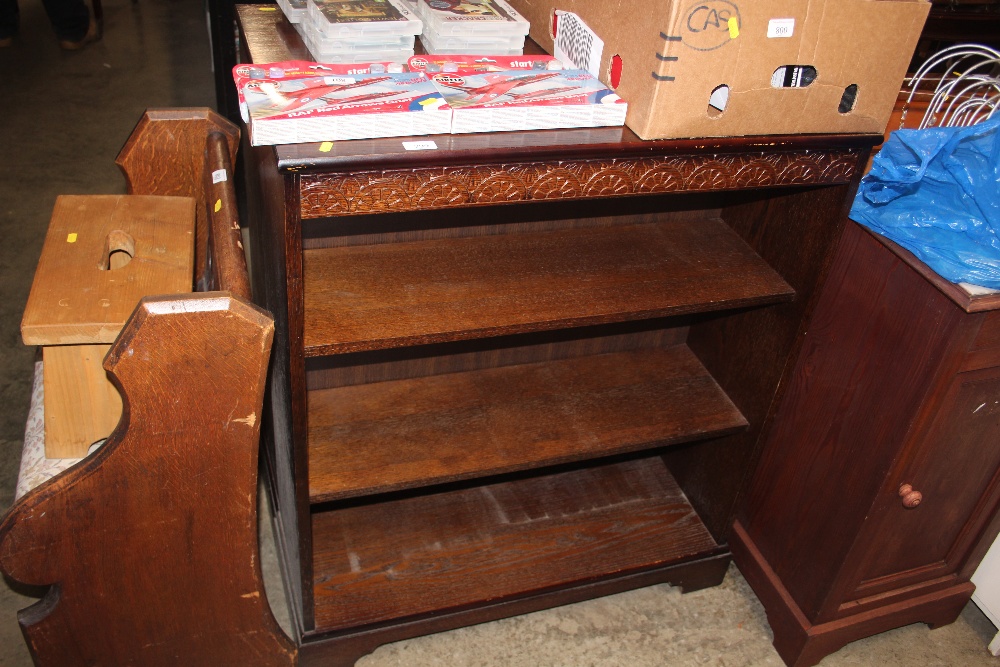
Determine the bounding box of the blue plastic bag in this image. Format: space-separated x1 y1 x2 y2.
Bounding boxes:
849 115 1000 288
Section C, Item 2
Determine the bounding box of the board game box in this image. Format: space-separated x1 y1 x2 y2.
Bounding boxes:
309 0 423 37
234 62 451 145
429 68 626 133
298 21 415 63
416 0 529 36
408 54 559 73
419 24 525 55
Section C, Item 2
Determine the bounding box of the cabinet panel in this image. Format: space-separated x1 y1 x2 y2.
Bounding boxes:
973 312 1000 352
966 311 1000 372
851 369 1000 598
738 222 960 622
734 223 1000 667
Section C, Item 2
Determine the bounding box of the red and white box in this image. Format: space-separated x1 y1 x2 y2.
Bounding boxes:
430 67 626 133
234 62 451 145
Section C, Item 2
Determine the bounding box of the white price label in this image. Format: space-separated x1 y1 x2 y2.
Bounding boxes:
402 141 438 151
767 18 795 39
211 168 228 184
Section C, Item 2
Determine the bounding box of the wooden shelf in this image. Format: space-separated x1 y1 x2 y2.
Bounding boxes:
311 457 720 633
302 217 794 356
308 345 746 503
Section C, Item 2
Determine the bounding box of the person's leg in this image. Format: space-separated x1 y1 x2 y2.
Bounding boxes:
0 0 19 44
40 0 91 43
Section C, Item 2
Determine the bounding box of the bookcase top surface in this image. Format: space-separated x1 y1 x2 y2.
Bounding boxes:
235 4 882 174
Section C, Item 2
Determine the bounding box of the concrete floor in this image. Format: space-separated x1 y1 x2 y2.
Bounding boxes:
0 2 998 665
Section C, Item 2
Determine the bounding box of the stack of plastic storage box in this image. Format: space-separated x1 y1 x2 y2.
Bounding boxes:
294 0 423 64
277 0 308 24
416 0 528 56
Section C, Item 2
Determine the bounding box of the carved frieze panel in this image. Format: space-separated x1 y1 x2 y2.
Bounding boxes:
299 150 858 219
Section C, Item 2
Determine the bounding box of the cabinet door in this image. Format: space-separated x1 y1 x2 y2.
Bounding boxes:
847 367 1000 604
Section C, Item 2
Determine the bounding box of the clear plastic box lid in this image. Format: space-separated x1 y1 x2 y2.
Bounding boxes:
278 0 308 23
308 45 414 63
308 0 423 38
420 23 525 50
420 39 522 56
301 27 414 63
303 21 416 51
416 0 530 37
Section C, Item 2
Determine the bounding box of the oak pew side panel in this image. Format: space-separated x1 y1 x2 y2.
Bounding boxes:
0 293 293 666
0 109 296 666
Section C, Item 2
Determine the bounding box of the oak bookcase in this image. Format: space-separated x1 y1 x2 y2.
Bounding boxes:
236 6 878 664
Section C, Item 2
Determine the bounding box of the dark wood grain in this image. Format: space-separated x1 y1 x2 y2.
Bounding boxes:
668 181 863 543
281 130 870 176
967 311 1000 373
305 323 689 390
308 345 746 502
301 205 722 250
302 217 793 356
742 221 966 621
869 231 1000 313
237 4 311 64
767 223 976 618
311 457 718 633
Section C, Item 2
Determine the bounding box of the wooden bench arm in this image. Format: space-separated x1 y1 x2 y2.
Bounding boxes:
0 109 296 666
0 294 294 665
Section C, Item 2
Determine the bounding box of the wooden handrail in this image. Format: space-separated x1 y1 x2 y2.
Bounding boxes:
202 129 252 298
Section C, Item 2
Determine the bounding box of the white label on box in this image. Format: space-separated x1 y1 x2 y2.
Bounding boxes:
554 11 604 77
402 141 438 151
767 18 795 38
211 169 228 184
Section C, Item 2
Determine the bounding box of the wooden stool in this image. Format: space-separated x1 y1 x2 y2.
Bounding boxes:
21 195 194 458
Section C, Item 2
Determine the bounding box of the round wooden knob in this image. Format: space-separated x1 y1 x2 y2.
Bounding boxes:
899 483 923 509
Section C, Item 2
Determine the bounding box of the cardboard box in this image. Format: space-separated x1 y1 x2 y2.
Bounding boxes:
507 0 930 139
